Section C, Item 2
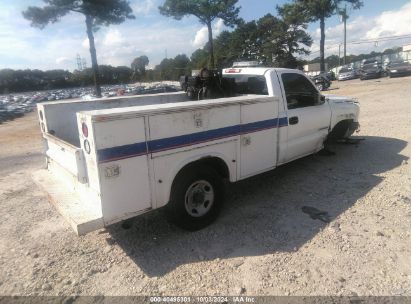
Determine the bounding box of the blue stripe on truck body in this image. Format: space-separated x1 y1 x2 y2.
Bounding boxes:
97 117 288 164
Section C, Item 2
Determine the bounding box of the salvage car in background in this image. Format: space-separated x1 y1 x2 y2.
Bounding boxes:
338 67 356 81
387 60 411 78
310 74 331 91
360 59 383 80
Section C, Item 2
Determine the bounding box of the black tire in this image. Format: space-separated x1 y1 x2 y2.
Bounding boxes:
166 165 224 231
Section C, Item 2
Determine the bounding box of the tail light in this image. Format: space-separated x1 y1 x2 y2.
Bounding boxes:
224 68 242 73
82 122 89 138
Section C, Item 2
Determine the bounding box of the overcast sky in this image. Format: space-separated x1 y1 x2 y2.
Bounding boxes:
1 0 411 71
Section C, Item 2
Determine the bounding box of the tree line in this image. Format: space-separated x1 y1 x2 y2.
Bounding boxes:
3 45 400 94
0 66 132 94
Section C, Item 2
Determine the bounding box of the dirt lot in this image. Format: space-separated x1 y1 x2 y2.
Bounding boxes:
0 76 410 296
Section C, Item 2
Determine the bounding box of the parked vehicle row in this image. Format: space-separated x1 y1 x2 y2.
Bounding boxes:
336 58 411 81
0 83 180 123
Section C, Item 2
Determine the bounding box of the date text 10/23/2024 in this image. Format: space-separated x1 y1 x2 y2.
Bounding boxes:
149 297 256 303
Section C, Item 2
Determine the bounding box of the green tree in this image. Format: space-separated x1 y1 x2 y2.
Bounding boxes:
324 54 340 68
131 55 150 80
173 54 191 75
23 0 135 97
159 0 241 69
155 54 190 80
155 58 174 80
189 12 312 69
276 5 312 68
284 0 362 72
114 66 133 83
213 30 236 68
212 14 311 68
256 14 287 65
190 48 209 70
229 20 261 62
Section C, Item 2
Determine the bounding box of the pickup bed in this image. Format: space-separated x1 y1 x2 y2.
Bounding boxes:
33 67 360 235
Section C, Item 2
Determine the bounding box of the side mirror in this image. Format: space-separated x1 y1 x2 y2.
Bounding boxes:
318 94 326 105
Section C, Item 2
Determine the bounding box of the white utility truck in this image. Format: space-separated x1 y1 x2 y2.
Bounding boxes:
33 67 360 235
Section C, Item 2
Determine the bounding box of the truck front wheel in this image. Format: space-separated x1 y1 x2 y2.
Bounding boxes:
166 166 224 231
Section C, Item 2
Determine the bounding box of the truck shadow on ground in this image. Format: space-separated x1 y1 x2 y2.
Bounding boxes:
107 136 408 277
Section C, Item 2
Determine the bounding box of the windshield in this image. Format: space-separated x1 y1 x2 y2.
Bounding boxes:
339 68 351 73
223 74 268 95
363 63 378 68
363 60 377 65
391 60 408 65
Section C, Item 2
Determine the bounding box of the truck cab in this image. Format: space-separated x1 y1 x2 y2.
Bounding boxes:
222 67 359 163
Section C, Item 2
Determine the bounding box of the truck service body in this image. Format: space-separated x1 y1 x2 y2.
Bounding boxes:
33 68 360 235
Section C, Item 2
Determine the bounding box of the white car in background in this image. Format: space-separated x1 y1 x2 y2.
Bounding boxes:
338 67 356 81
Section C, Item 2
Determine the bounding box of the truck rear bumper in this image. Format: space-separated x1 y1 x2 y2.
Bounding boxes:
32 169 104 235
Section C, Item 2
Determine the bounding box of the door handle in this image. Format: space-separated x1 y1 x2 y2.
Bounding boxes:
289 116 299 125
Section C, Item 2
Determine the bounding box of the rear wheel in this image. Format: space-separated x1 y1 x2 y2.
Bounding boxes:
166 166 224 231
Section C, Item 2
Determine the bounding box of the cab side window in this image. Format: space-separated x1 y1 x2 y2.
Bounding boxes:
281 73 319 109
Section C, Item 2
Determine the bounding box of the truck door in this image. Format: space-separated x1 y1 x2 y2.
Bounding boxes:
277 71 331 162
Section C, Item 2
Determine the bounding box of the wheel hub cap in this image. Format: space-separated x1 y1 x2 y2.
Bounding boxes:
184 180 214 217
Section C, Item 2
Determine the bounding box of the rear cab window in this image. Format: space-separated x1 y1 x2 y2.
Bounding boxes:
223 74 268 95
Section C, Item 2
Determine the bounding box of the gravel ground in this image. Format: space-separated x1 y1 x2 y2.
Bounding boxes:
0 76 410 296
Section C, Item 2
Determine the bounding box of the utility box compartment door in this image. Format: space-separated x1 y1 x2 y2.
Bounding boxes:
148 105 241 156
94 117 151 225
240 100 279 178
